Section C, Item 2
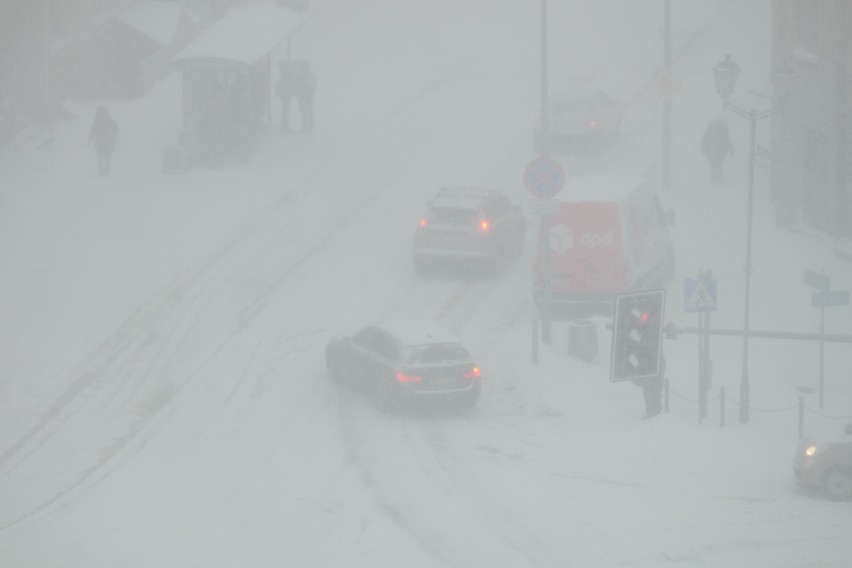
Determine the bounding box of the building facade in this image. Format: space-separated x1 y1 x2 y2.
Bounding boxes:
771 0 851 238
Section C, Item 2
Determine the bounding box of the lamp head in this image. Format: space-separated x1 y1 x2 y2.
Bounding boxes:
713 54 740 100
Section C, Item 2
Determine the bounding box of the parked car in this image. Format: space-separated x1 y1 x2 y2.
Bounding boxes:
533 91 623 154
413 187 525 273
325 321 482 410
532 175 675 316
793 423 852 500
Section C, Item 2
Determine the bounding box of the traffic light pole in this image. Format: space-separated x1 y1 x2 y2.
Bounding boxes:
537 0 552 345
662 0 672 192
669 326 852 343
698 311 711 423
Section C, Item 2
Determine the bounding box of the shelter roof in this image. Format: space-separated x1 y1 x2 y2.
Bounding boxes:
173 5 308 66
119 1 187 47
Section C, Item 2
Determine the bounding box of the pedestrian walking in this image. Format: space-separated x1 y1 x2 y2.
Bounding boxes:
88 106 118 176
701 117 734 184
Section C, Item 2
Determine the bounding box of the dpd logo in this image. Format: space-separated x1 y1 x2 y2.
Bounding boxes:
548 225 572 253
580 230 614 248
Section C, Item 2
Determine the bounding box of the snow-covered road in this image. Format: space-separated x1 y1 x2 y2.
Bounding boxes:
1 1 851 566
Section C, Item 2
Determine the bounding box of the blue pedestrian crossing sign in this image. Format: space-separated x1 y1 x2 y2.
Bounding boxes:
684 277 717 312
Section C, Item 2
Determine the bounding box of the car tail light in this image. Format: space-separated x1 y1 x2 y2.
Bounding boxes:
464 367 480 379
480 219 490 232
419 218 427 228
588 119 598 128
396 372 422 383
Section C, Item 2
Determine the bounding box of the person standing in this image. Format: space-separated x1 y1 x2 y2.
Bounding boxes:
296 59 316 132
701 117 734 184
276 61 297 131
633 353 665 419
88 106 118 176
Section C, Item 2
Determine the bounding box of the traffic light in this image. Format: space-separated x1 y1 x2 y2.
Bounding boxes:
610 290 666 382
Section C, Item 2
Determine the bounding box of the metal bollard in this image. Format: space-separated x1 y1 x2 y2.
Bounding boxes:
542 315 552 345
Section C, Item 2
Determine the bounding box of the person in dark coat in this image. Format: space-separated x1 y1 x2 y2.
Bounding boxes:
295 59 316 132
633 353 665 419
701 117 733 184
276 61 298 131
88 106 118 176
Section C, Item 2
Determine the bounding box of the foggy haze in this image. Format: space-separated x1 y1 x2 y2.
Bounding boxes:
1 1 851 567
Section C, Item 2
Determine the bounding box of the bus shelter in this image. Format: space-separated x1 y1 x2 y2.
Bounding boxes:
171 6 307 167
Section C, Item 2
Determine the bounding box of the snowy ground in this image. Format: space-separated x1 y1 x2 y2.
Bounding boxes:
1 1 851 567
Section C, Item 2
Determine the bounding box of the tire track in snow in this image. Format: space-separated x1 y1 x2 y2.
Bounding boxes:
0 60 489 530
423 425 575 568
334 399 466 567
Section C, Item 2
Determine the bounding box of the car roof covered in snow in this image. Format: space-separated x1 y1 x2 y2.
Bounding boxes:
377 320 462 347
429 187 494 210
556 175 652 203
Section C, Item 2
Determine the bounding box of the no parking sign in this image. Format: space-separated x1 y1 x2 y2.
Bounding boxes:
524 157 564 199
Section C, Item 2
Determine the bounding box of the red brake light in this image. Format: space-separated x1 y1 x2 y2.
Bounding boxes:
419 218 427 228
464 367 480 379
396 372 422 383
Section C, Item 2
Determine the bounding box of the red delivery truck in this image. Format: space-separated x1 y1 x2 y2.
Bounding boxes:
533 175 675 315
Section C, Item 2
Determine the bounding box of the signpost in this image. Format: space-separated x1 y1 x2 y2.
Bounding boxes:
525 156 564 346
803 269 849 409
528 197 560 217
684 272 717 422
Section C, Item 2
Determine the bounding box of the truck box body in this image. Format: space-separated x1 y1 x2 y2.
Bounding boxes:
533 176 674 311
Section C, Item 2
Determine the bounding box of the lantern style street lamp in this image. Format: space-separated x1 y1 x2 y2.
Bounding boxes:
712 54 794 425
713 54 741 100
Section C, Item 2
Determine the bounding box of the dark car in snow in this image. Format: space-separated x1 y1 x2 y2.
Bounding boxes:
534 91 623 154
412 187 525 273
793 423 852 500
325 321 481 410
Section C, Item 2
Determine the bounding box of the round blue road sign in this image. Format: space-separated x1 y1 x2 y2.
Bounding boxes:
524 156 565 199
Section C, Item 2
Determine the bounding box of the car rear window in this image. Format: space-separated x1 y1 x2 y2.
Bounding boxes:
552 98 593 113
406 343 470 364
429 207 478 226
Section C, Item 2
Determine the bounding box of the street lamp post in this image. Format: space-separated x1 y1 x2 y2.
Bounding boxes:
538 0 553 343
712 54 793 424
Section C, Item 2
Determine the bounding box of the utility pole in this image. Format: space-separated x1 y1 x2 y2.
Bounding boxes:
663 0 672 191
540 0 549 157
